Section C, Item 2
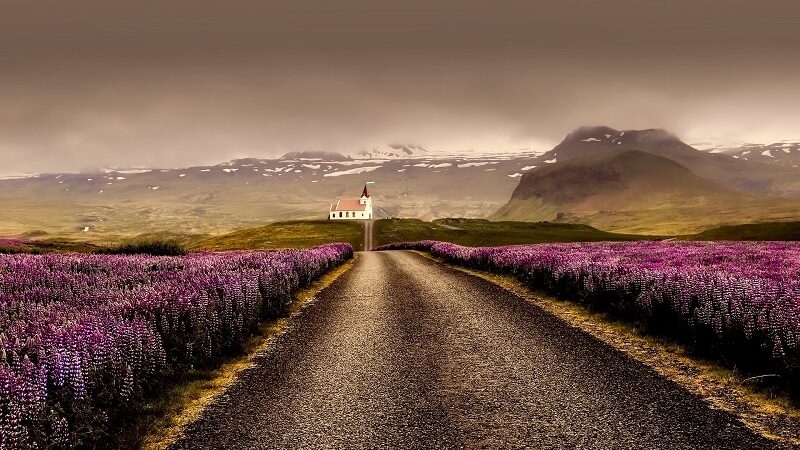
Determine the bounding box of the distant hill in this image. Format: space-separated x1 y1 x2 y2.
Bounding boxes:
686 221 800 241
503 149 733 210
540 126 696 162
0 152 536 239
494 148 800 234
351 144 429 159
702 142 800 168
534 126 800 198
495 149 734 220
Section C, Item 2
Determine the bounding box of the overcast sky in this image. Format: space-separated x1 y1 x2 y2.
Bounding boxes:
1 0 799 174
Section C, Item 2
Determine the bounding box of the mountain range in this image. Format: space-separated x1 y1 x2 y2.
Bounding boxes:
0 152 536 240
2 127 800 239
530 126 800 197
707 142 800 167
493 126 800 233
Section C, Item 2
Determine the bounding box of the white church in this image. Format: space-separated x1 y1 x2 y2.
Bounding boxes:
329 185 373 220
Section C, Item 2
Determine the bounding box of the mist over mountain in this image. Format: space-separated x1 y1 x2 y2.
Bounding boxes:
352 144 429 160
280 151 352 161
494 127 800 233
533 126 800 197
702 142 800 167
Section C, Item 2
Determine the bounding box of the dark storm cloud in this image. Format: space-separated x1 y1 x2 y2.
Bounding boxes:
1 0 799 174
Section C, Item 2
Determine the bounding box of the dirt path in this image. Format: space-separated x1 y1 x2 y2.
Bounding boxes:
171 251 779 449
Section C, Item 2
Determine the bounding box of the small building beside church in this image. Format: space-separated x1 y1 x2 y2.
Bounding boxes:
330 185 373 220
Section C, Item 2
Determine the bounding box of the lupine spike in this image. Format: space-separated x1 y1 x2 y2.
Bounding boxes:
376 240 800 378
0 243 353 447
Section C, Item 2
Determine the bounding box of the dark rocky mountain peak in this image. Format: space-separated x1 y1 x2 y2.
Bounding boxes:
546 126 693 162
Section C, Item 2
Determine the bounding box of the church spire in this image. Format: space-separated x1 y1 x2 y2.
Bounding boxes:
361 184 370 198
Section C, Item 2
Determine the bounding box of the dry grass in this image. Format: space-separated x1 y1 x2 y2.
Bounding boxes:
133 258 355 450
413 251 800 447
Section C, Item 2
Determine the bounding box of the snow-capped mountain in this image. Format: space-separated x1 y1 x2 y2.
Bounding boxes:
495 127 800 234
701 142 800 167
0 150 540 238
3 130 800 239
349 144 429 159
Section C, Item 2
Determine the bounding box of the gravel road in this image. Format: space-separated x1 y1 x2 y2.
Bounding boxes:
363 220 374 251
171 251 779 449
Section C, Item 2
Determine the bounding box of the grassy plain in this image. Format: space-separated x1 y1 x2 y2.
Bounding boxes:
4 219 800 256
373 218 648 247
686 221 800 241
188 220 364 251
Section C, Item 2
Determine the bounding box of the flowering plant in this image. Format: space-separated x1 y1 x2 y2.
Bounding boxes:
0 243 352 448
379 240 800 380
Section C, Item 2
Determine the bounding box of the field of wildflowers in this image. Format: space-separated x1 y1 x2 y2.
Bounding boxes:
377 240 800 382
0 243 352 448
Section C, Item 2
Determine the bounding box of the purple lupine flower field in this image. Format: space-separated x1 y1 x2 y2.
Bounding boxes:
377 240 800 377
0 243 352 448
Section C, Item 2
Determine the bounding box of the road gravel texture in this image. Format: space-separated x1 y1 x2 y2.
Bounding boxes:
171 251 780 449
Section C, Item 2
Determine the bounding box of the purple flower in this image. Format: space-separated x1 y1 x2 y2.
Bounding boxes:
0 243 352 447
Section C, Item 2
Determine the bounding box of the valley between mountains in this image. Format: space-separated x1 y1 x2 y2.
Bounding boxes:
2 126 800 238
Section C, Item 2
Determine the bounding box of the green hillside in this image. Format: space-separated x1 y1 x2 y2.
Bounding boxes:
5 219 798 256
189 220 364 251
686 221 800 241
374 218 647 247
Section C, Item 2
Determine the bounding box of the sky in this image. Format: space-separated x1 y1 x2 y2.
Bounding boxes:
1 0 800 175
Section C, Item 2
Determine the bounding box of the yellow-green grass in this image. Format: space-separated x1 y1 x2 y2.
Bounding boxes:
189 220 364 251
374 218 650 248
7 218 799 256
686 220 800 241
0 239 101 254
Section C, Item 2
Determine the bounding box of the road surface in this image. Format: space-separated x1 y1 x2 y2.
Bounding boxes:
171 251 777 449
363 219 374 251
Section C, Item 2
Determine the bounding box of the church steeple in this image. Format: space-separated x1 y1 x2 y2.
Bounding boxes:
361 184 370 198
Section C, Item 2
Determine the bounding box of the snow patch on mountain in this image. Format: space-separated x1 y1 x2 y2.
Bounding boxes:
323 166 383 177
